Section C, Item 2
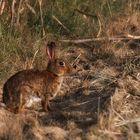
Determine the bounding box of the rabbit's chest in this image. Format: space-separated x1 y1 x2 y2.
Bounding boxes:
23 77 63 108
46 77 63 99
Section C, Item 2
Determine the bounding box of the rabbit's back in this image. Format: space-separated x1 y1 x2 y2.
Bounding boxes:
3 69 45 94
3 69 64 109
3 70 45 107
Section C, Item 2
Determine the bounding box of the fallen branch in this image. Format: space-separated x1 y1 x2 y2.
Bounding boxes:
115 118 140 126
75 8 97 18
0 0 6 15
96 14 102 37
60 34 140 44
38 0 45 36
11 0 16 26
126 34 140 39
52 15 70 32
16 0 23 25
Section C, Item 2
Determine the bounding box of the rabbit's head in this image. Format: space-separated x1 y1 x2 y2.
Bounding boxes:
46 42 72 76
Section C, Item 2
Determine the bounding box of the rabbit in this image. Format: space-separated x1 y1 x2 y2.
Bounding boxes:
2 42 72 113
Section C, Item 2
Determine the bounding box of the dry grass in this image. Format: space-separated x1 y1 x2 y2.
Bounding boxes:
0 37 140 139
0 1 140 140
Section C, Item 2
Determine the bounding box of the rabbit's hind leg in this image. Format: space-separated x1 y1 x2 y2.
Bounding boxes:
3 91 19 113
17 93 26 113
15 86 29 114
9 92 25 114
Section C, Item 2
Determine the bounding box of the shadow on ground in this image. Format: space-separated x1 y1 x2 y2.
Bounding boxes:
39 81 116 129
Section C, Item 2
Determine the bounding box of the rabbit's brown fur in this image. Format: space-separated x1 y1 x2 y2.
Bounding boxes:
3 42 71 113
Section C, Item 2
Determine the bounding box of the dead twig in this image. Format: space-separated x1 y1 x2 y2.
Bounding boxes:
38 0 45 36
61 34 140 44
115 118 140 126
75 8 97 18
25 1 36 15
52 15 70 32
16 0 23 25
75 9 102 38
11 0 16 26
62 95 109 110
96 14 102 37
71 53 81 66
0 0 6 15
126 34 140 39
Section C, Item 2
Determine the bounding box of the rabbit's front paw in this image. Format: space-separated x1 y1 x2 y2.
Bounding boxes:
41 100 52 112
47 101 53 111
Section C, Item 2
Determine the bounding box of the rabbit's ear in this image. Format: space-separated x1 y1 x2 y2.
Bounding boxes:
47 42 56 60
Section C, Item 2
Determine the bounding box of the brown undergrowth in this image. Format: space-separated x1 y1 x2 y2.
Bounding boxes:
0 14 140 140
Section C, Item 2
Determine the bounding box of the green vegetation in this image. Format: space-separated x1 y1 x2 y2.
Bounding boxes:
1 0 139 36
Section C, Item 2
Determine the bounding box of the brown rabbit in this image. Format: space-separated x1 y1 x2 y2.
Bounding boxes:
3 42 72 113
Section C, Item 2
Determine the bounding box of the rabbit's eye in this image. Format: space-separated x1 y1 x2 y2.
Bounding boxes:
59 61 65 66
